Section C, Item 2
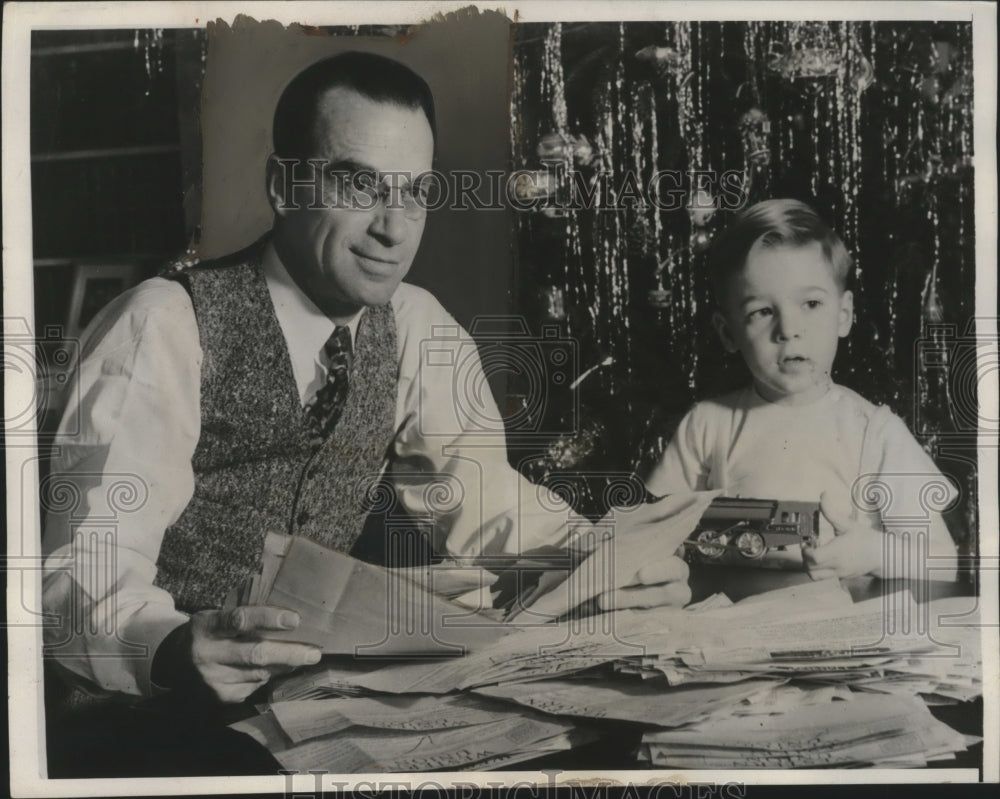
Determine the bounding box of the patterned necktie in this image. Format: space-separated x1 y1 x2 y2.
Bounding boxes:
308 325 353 436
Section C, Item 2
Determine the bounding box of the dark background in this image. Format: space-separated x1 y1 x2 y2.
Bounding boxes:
31 29 196 329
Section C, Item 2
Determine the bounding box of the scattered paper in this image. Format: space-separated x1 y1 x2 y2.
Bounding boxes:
475 677 778 727
235 562 982 771
639 692 978 768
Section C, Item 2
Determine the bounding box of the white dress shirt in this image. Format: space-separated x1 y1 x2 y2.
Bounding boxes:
42 243 570 696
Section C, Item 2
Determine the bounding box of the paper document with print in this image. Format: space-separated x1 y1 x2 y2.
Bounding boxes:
268 694 519 741
232 533 510 656
617 587 981 701
475 677 779 727
639 692 980 768
682 593 981 667
276 715 591 773
267 579 849 700
476 588 980 769
246 577 981 770
231 693 593 773
270 617 640 699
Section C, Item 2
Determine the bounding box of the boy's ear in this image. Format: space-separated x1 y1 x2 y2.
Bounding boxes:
712 310 739 353
838 290 854 338
265 155 289 218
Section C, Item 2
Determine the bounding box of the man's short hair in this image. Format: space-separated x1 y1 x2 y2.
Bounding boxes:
273 51 436 159
709 198 853 307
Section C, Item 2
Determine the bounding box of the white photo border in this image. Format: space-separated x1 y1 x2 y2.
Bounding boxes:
4 1 997 796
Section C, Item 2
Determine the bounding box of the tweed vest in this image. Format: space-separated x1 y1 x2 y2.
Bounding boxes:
154 250 399 612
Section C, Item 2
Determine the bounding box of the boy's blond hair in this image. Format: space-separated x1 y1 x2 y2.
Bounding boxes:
709 198 853 308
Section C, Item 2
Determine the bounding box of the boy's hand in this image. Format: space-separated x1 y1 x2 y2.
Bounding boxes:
804 492 884 580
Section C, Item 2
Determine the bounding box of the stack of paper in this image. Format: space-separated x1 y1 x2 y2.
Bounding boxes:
647 593 982 704
474 677 781 727
268 621 636 698
230 536 982 771
269 583 843 698
638 691 979 768
587 581 983 708
231 694 594 772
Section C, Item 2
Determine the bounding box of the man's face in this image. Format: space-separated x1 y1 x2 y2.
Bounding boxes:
269 87 434 320
713 241 853 405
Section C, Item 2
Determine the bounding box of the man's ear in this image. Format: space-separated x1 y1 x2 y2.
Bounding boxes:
712 310 739 353
838 290 854 338
265 155 289 218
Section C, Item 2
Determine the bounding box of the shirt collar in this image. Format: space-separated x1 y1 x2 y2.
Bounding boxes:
261 241 364 404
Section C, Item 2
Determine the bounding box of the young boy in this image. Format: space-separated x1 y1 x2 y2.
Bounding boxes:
646 199 959 581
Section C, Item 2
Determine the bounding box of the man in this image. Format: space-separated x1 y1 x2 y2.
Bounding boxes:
42 52 692 708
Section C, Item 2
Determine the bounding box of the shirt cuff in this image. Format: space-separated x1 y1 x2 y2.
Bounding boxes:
126 611 190 697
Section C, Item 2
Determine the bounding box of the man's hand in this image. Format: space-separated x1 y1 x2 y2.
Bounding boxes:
804 492 884 581
592 492 714 610
187 606 322 703
596 555 691 611
525 492 715 618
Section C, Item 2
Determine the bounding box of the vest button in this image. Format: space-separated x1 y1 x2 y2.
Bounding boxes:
297 510 311 526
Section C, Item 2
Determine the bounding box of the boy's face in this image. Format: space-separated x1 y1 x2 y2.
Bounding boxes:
713 241 853 405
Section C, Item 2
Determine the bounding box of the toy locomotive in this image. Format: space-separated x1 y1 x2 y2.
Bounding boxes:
683 497 820 570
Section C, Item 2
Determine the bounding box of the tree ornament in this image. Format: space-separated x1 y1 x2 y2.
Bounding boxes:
543 419 606 471
537 132 597 167
647 287 671 309
930 38 956 75
513 170 558 201
849 55 875 95
765 22 874 99
766 21 842 91
570 136 596 167
648 257 671 308
941 73 972 107
768 45 842 80
738 108 772 166
920 74 942 105
691 228 714 254
922 270 944 324
541 206 570 219
635 45 688 82
688 189 717 227
537 285 567 321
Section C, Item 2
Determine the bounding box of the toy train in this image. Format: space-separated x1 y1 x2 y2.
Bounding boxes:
683 497 820 570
